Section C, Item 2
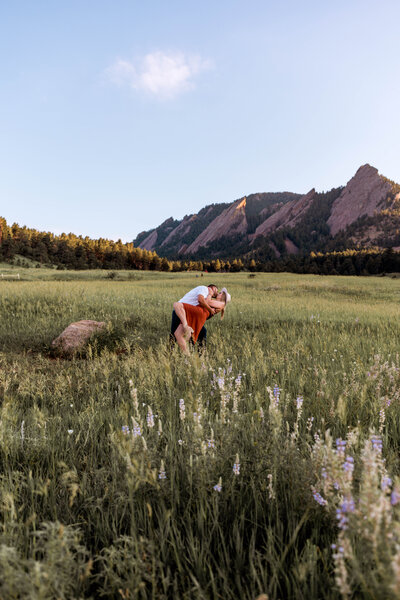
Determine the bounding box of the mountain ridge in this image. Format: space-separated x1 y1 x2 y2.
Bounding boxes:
134 165 400 259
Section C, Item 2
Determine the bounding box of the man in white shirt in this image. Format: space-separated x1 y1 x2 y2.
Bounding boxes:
170 284 218 348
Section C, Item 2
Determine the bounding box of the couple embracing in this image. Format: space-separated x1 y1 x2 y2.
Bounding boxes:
170 283 231 354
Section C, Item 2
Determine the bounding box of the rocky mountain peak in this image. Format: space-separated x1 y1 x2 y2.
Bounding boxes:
327 164 391 236
354 164 378 177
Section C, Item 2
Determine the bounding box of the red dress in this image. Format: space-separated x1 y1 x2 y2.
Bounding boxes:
182 303 209 343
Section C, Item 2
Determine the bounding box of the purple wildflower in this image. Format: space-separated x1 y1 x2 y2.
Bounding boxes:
391 490 400 506
213 478 222 492
312 491 327 506
343 456 354 473
336 497 355 530
381 476 392 492
233 454 240 476
336 438 347 455
158 460 167 480
146 408 155 428
132 422 141 437
371 435 383 453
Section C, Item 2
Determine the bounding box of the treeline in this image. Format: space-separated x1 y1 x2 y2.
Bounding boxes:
254 247 400 276
0 217 248 272
1 217 400 276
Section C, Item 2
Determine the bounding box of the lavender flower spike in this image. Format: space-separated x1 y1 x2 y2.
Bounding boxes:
336 438 347 455
233 454 240 476
391 489 400 506
213 477 222 492
312 490 327 506
371 435 383 453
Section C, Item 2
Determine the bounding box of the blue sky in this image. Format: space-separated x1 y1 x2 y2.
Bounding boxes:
1 0 399 241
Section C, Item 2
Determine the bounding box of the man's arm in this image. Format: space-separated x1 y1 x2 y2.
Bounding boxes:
198 294 215 316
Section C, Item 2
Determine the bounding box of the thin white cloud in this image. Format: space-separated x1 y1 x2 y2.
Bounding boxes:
106 51 212 99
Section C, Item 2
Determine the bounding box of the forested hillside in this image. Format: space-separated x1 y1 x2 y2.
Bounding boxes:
0 218 164 270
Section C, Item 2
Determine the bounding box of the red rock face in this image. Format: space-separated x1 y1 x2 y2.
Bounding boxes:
284 238 299 254
161 215 195 248
139 229 158 251
327 164 391 236
185 197 248 254
252 189 316 239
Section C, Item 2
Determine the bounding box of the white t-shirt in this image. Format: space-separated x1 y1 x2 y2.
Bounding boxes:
179 285 209 306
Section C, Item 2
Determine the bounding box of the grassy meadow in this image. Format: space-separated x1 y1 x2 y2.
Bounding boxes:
1 268 400 599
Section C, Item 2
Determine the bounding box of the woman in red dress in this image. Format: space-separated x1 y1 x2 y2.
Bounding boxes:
173 288 231 354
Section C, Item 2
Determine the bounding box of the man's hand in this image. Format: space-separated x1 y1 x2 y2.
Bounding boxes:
198 294 215 315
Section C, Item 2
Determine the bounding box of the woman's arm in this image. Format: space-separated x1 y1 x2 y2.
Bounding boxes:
208 298 226 320
208 298 225 309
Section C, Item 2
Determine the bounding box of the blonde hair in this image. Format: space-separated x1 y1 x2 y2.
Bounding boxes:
220 291 227 320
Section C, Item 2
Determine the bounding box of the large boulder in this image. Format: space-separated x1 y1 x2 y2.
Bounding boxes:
51 320 106 355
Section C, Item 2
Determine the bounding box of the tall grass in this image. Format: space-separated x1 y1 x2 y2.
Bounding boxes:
1 271 400 598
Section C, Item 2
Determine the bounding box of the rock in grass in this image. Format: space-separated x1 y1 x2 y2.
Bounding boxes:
51 320 106 355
